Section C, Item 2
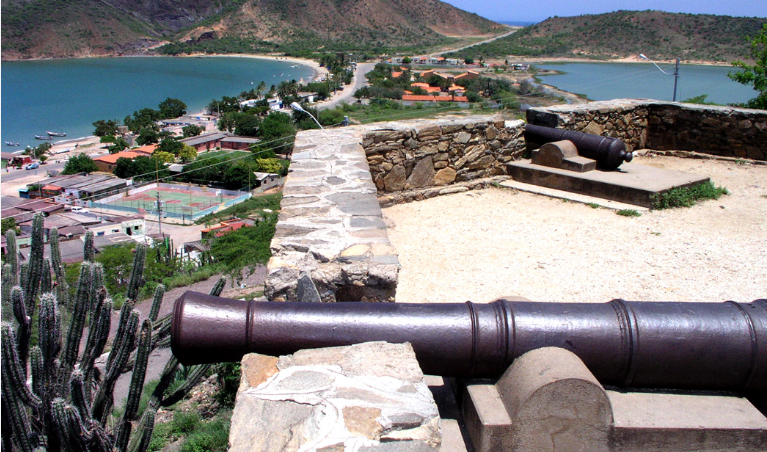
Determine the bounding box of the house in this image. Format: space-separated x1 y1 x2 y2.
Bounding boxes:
297 92 317 103
454 71 481 82
402 95 437 102
180 132 230 152
390 71 404 79
268 98 283 111
132 145 157 156
445 59 460 66
253 172 281 190
93 151 145 173
3 153 32 167
222 137 261 151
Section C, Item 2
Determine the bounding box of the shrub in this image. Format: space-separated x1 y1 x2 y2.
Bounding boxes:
652 181 729 209
616 209 641 217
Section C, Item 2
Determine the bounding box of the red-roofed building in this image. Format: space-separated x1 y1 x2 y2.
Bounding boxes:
93 151 145 173
201 220 248 239
424 86 442 93
391 71 403 79
454 70 480 82
410 82 430 89
132 144 157 156
402 95 437 102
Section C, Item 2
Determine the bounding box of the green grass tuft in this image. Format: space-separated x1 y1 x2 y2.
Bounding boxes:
616 209 641 217
651 181 729 210
586 202 600 209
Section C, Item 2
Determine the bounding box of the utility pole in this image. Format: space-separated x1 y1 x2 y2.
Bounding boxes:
156 190 163 238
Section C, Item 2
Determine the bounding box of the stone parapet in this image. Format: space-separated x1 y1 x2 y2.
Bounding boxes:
266 116 527 303
230 342 441 452
266 127 400 303
364 116 526 193
528 99 766 161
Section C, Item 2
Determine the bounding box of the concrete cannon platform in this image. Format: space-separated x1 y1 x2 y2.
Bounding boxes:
506 160 710 208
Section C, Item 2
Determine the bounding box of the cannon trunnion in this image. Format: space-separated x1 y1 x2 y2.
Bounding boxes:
171 292 767 393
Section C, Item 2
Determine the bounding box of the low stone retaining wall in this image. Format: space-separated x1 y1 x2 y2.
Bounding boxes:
365 116 526 193
527 99 766 161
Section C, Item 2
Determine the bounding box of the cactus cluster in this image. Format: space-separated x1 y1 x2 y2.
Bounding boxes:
1 213 228 452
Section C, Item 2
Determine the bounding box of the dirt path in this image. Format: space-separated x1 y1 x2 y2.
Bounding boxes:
384 156 766 305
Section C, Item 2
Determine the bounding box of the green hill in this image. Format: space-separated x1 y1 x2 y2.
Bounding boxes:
447 11 766 63
1 0 504 60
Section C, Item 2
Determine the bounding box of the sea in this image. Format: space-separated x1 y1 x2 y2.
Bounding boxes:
536 62 756 106
1 56 314 149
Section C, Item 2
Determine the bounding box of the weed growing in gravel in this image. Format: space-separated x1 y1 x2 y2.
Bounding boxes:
617 209 641 217
587 203 600 209
651 181 729 210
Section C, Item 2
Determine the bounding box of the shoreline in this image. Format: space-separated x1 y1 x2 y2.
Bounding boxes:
501 55 733 67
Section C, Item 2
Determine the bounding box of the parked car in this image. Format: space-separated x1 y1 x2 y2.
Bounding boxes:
70 206 90 214
25 162 39 170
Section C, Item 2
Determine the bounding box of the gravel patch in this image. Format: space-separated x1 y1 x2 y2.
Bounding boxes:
383 156 767 305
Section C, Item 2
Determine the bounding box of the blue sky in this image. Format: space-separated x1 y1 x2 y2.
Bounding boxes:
442 1 767 23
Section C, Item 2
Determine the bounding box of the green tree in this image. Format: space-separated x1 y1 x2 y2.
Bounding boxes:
1 217 19 234
108 137 129 154
182 124 204 137
153 151 176 164
136 128 160 146
24 142 51 159
156 138 184 155
93 119 119 137
62 154 98 174
254 158 283 174
178 144 197 163
158 97 187 119
234 113 261 136
729 23 767 109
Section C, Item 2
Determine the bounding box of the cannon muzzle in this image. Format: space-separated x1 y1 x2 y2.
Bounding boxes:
172 292 767 392
525 124 633 170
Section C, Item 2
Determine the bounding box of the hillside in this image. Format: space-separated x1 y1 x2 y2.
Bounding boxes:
1 0 504 60
447 11 766 63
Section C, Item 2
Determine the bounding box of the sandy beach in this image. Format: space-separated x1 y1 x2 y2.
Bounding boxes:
183 53 328 81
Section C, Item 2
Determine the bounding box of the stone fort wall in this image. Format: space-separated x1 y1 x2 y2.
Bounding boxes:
527 99 766 161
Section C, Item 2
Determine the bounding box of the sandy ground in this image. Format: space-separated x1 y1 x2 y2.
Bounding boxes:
384 156 767 305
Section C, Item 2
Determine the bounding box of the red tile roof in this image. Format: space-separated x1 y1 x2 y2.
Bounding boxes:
402 95 437 101
94 151 144 164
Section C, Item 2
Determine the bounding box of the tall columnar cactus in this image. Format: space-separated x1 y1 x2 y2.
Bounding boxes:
149 284 165 322
84 230 95 262
24 212 45 306
210 275 227 297
2 264 15 320
5 228 19 278
49 227 63 278
41 259 52 295
2 225 222 452
126 244 146 301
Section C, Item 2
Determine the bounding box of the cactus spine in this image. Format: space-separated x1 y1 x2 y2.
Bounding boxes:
41 259 52 295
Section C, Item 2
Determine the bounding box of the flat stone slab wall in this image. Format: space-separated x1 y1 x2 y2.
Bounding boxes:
527 99 766 161
229 342 441 452
265 116 526 303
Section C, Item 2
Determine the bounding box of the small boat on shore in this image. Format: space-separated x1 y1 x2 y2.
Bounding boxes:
47 131 66 137
35 135 53 140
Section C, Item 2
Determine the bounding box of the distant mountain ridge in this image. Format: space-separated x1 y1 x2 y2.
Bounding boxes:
447 11 766 63
1 0 504 60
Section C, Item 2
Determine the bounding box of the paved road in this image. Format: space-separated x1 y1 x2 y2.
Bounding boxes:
317 63 376 111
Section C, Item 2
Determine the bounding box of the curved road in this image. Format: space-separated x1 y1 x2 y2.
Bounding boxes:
317 63 376 110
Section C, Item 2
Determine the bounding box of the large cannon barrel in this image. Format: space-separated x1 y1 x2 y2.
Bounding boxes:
171 292 767 393
525 124 633 170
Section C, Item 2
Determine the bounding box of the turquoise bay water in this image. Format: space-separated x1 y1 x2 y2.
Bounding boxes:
1 57 314 148
536 62 756 105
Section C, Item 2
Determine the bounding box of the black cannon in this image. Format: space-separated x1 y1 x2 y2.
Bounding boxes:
171 292 767 393
525 124 634 170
